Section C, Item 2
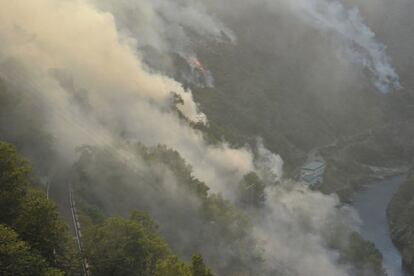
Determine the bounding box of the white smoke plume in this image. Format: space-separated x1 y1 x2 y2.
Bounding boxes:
255 139 284 184
91 0 235 54
203 0 400 93
0 0 364 275
182 55 215 88
0 0 252 196
271 0 401 93
254 182 359 276
90 0 401 94
90 0 234 88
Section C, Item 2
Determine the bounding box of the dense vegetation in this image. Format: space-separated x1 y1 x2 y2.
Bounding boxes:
0 59 391 276
2 1 412 274
388 171 414 273
69 142 387 275
84 212 213 276
185 10 414 171
72 143 262 275
0 141 216 275
341 233 386 276
0 142 78 275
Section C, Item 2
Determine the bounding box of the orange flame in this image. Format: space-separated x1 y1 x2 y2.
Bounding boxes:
189 56 206 73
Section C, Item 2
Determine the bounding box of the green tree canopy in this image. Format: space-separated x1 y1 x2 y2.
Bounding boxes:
238 172 266 208
0 224 52 276
84 212 214 276
84 217 171 276
342 232 386 276
0 141 79 274
191 254 213 276
0 142 31 224
155 256 191 276
14 189 67 265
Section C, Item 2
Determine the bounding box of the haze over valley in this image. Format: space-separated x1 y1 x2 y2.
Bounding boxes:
1 1 414 275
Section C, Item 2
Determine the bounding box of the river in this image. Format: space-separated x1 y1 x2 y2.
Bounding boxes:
351 175 407 276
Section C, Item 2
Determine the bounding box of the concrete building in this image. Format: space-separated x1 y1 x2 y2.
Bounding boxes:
300 160 326 186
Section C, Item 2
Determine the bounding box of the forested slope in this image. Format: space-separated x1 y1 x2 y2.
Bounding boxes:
388 171 414 274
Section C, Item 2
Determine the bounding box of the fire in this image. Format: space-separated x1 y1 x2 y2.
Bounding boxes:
188 56 206 73
184 55 215 88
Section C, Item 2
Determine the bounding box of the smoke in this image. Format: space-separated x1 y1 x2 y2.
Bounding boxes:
203 0 400 94
0 0 375 275
182 55 215 88
254 139 284 184
0 0 254 195
254 182 358 276
89 0 401 94
91 0 235 54
90 0 234 88
289 0 401 93
267 0 401 93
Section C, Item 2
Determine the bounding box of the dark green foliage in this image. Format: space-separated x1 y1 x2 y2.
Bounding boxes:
134 143 210 199
0 141 79 275
341 232 386 276
79 202 106 225
130 210 160 234
201 194 251 241
388 171 414 272
238 172 266 208
84 215 192 276
72 143 261 275
0 224 66 276
155 256 191 276
0 142 31 225
0 224 47 276
191 254 213 276
14 189 67 265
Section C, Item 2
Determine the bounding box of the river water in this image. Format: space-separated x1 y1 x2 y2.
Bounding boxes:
351 175 406 276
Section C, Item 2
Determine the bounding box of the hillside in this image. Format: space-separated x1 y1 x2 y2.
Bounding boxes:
1 0 414 275
388 171 414 274
162 2 414 172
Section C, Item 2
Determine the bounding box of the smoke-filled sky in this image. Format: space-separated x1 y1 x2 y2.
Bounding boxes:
0 0 407 275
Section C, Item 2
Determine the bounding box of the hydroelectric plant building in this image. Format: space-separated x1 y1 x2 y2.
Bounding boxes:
300 160 326 186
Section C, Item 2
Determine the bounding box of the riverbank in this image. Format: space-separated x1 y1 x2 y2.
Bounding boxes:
316 119 414 203
352 175 408 276
388 171 414 275
319 155 409 203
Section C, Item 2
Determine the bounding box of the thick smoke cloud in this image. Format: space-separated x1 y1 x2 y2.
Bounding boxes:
0 0 372 275
0 0 253 196
91 0 235 55
255 140 284 184
91 0 235 88
255 183 358 276
93 0 402 93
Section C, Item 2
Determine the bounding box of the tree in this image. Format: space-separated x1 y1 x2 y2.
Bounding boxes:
0 224 48 275
191 254 213 276
84 217 171 276
130 210 159 234
0 142 31 225
238 172 266 208
155 256 191 276
14 189 67 265
138 144 210 199
342 232 386 276
0 141 79 274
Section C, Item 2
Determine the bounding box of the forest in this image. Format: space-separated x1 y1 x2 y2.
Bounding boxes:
1 0 414 275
